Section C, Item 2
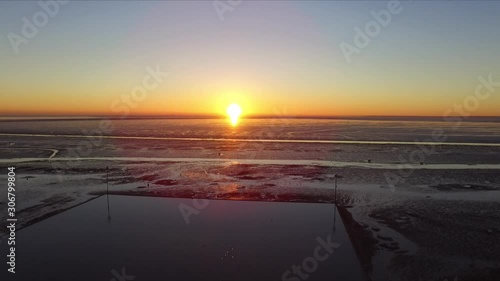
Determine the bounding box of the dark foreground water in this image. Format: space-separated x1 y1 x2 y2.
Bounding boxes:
0 195 364 281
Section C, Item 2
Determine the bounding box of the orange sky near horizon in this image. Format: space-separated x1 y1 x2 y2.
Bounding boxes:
1 1 500 118
2 89 499 117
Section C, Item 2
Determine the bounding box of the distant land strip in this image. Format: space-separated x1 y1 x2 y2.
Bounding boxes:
1 116 500 123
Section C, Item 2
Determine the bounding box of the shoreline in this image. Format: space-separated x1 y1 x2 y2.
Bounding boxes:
2 132 500 146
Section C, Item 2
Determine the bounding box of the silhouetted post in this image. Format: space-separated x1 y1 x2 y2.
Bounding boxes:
106 166 109 195
333 174 343 232
106 166 111 223
333 174 343 205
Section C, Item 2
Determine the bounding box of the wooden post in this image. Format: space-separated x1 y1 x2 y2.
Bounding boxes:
333 174 343 205
106 166 111 223
106 166 109 195
334 176 337 204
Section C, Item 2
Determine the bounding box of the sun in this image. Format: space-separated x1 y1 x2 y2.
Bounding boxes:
226 103 242 126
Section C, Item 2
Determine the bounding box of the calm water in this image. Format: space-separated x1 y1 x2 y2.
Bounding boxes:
1 118 500 143
0 195 364 281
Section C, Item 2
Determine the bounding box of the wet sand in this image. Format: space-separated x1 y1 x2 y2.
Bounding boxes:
1 132 500 281
1 158 499 281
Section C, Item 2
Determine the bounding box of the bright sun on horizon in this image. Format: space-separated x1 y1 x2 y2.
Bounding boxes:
226 103 242 126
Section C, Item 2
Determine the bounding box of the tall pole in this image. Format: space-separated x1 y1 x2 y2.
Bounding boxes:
106 166 111 223
106 166 109 195
333 174 343 205
334 174 337 205
333 174 343 231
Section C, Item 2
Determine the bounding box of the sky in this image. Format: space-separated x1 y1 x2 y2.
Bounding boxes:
1 0 499 117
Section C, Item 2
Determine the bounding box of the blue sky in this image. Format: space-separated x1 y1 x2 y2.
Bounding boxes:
1 1 499 116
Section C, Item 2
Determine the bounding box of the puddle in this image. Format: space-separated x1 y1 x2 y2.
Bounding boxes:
1 195 365 281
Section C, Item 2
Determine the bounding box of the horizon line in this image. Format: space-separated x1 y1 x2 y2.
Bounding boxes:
1 114 500 122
